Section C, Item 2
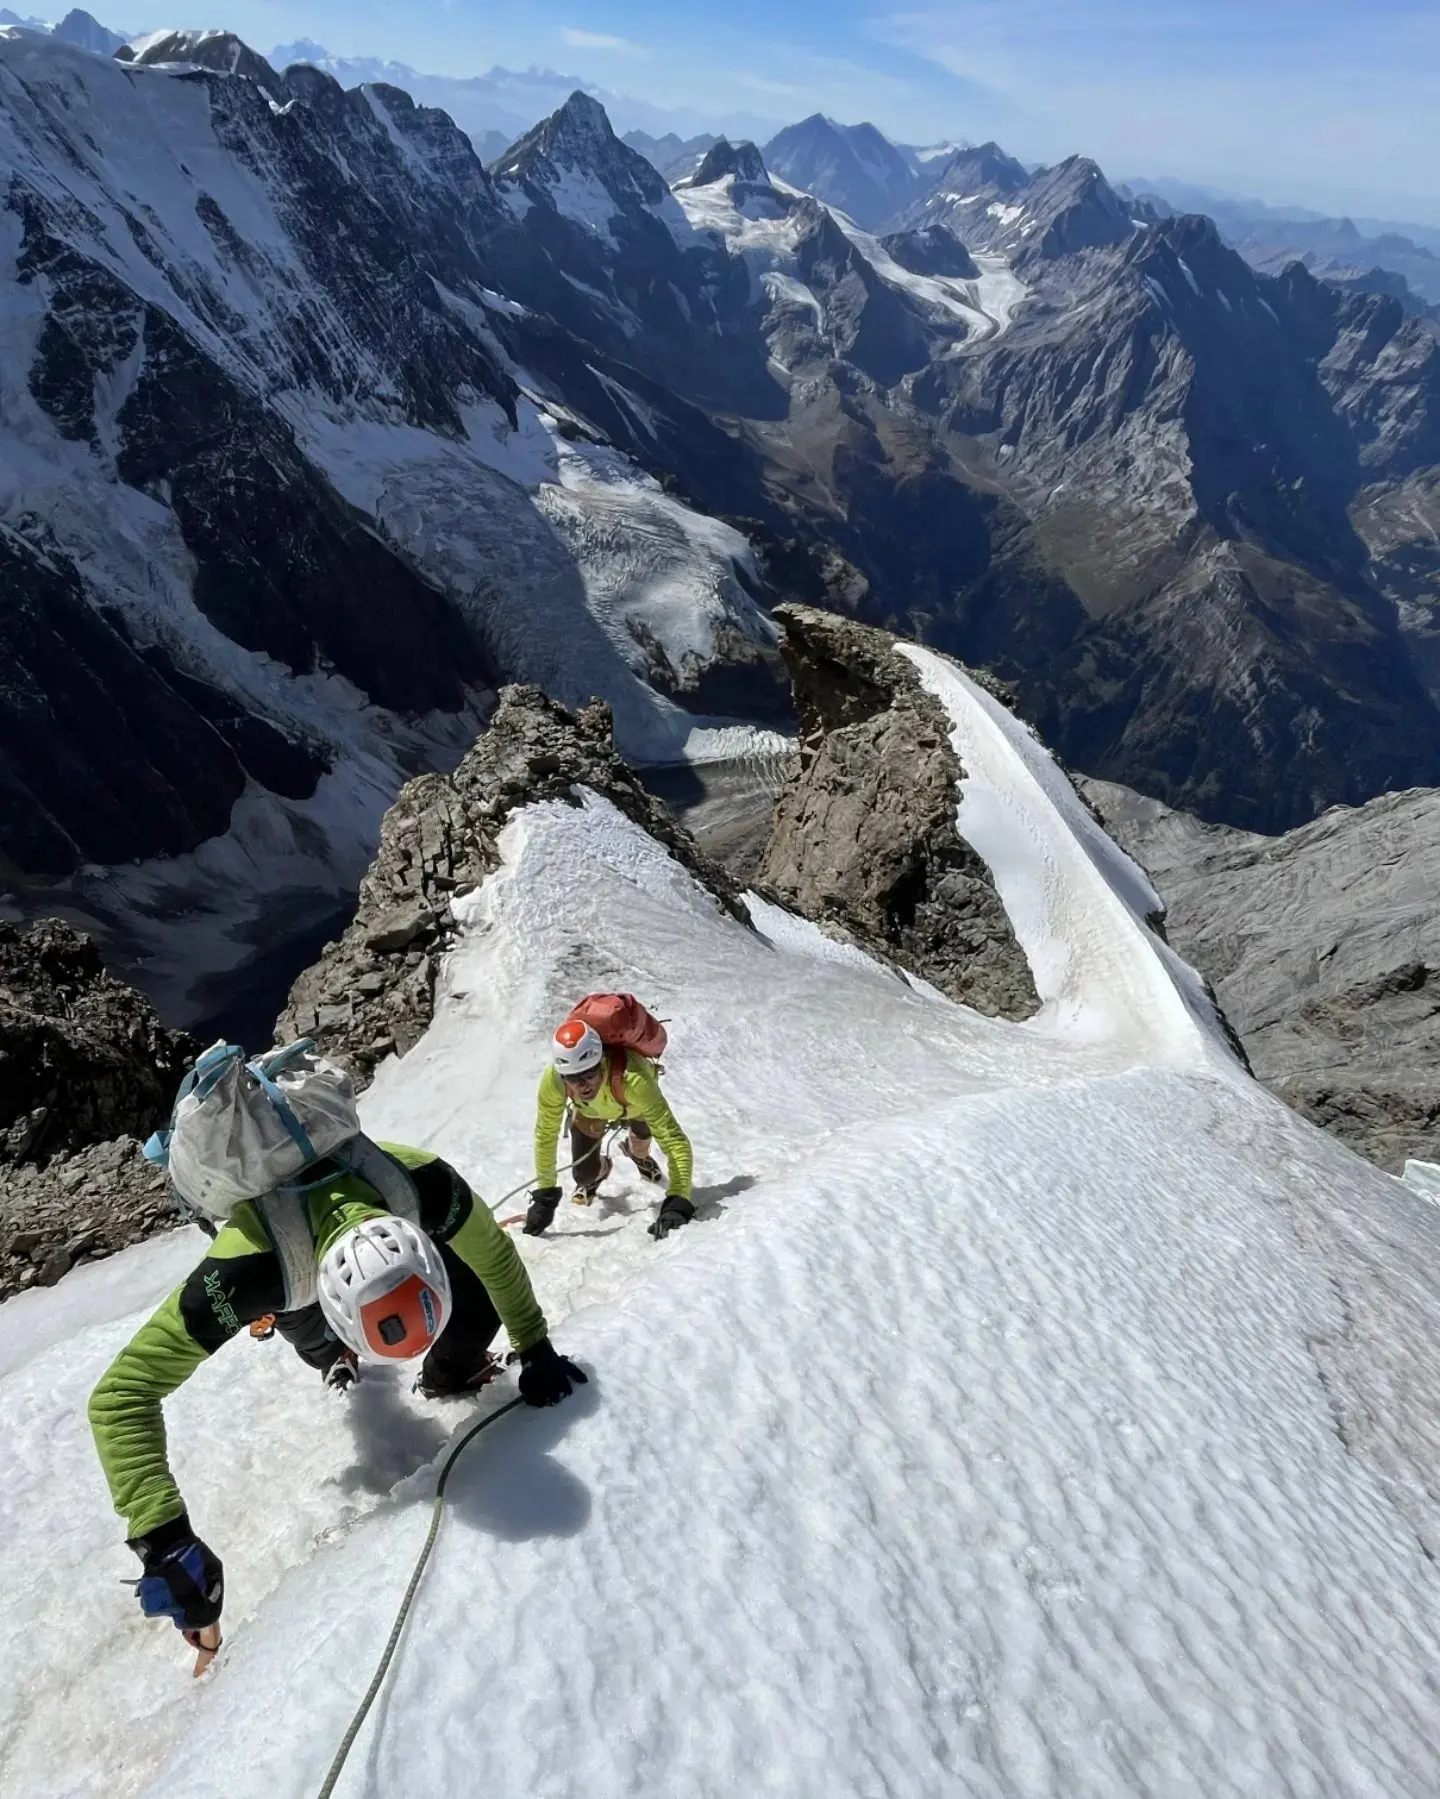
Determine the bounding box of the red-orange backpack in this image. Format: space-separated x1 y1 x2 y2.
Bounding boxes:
566 993 668 1106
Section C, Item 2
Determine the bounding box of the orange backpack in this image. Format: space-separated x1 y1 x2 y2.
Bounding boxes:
567 993 669 1106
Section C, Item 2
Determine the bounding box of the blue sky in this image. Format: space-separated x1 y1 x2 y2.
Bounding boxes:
203 0 1438 223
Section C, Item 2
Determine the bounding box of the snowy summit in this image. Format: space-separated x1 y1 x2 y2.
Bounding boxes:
4 621 1440 1797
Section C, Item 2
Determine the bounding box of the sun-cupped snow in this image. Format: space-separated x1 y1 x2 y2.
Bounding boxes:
7 656 1440 1796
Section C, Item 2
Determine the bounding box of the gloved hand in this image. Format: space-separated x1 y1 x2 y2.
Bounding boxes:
130 1515 224 1634
523 1187 563 1235
648 1195 695 1240
324 1347 360 1394
517 1337 588 1407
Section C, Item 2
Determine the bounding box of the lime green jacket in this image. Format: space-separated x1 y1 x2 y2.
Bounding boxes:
533 1054 693 1198
89 1144 546 1542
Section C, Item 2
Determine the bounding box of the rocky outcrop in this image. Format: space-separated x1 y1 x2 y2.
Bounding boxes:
881 224 979 280
2 1137 176 1301
0 920 196 1162
0 919 197 1299
690 139 770 191
758 606 1039 1017
278 686 748 1078
1084 777 1440 1170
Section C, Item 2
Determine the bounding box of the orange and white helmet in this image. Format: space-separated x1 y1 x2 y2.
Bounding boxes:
553 1018 604 1078
317 1216 451 1362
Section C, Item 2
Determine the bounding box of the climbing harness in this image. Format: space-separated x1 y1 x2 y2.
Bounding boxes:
315 1396 524 1799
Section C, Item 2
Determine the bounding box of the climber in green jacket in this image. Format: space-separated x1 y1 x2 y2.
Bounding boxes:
90 1142 584 1665
525 1018 694 1238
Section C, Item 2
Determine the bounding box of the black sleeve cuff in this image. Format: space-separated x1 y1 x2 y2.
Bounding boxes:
128 1511 193 1560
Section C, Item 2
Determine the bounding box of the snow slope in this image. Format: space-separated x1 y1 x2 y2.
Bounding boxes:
5 646 1440 1796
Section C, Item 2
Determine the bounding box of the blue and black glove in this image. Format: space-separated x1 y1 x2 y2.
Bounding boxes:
130 1514 223 1635
517 1337 588 1406
648 1195 695 1240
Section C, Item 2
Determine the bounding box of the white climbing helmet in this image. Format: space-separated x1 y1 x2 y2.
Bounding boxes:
317 1215 452 1362
553 1018 604 1078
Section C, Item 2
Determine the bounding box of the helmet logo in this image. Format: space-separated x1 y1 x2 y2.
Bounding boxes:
420 1286 438 1336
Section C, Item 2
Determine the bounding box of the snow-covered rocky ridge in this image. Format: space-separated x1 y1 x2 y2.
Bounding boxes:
6 636 1440 1798
670 139 1024 360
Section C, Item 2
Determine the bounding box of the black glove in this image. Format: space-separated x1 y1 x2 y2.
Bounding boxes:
130 1514 224 1631
648 1195 695 1240
523 1187 563 1235
517 1337 588 1407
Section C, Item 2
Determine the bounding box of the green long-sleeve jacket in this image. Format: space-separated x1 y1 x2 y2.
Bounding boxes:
89 1144 546 1542
533 1054 693 1198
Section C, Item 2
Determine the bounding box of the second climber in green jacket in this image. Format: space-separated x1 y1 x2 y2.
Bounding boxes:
525 1018 694 1239
90 1141 584 1669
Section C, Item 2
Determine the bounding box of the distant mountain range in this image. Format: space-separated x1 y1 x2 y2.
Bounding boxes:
2 18 1438 1011
1123 177 1440 313
0 7 127 50
265 39 780 155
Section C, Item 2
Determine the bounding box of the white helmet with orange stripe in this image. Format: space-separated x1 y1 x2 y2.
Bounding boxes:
317 1215 452 1362
552 1018 604 1078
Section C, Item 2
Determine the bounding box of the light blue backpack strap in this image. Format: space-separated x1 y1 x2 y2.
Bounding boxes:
255 1191 319 1313
342 1135 421 1225
246 1061 318 1164
189 1043 245 1102
258 1038 319 1076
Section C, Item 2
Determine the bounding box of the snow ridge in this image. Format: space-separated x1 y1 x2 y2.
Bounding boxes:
8 650 1440 1798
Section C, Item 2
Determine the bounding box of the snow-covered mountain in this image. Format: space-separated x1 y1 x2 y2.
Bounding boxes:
0 33 783 1016
0 6 128 48
903 145 1134 265
4 28 1440 1021
763 113 927 230
7 623 1440 1797
670 139 1015 381
266 42 534 146
267 42 777 163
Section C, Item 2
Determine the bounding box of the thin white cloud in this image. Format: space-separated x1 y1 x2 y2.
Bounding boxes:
867 2 1440 222
731 70 806 97
558 27 649 55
